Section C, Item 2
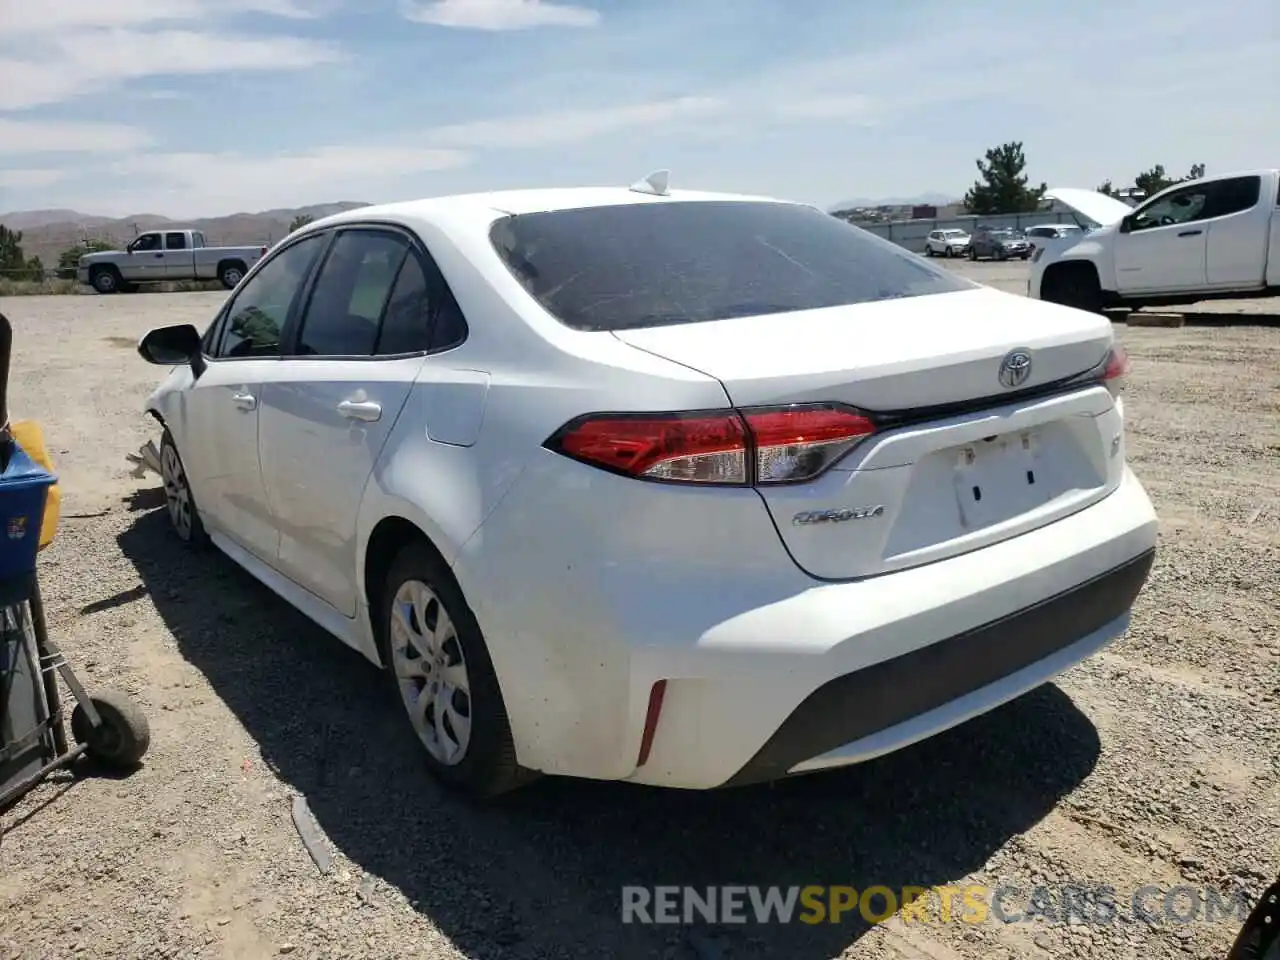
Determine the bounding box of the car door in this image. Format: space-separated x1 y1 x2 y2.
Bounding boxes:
163 231 192 279
1113 182 1211 293
256 225 445 617
178 231 330 564
1203 175 1267 289
124 232 165 281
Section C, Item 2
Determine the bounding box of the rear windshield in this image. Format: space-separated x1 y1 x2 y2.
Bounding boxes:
488 200 974 331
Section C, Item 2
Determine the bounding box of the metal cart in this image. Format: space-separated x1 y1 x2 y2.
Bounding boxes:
0 310 150 815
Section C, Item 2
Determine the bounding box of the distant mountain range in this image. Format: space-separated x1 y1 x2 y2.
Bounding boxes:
827 192 959 212
0 202 372 265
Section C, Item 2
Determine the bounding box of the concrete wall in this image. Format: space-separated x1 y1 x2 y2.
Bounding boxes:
852 210 1091 254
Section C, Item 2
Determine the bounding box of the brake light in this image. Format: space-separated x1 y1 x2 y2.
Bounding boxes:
1102 343 1130 397
545 404 875 485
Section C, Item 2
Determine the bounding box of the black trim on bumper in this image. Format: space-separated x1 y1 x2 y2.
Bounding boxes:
721 548 1156 788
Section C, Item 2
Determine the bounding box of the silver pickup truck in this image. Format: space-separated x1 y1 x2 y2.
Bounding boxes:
77 229 268 294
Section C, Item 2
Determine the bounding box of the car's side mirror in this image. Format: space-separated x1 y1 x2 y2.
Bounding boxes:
1119 216 1133 234
138 324 203 369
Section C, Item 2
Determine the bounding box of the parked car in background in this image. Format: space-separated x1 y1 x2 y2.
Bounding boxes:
923 228 970 257
135 176 1157 799
968 226 1032 261
1031 169 1280 312
77 229 268 294
1026 224 1084 246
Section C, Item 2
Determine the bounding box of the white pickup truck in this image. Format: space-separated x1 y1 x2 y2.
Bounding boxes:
1029 168 1280 312
76 228 268 294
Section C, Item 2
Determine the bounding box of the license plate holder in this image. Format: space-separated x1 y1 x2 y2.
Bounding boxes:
951 430 1051 529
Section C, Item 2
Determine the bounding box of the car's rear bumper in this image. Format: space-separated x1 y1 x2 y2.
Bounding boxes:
723 547 1151 786
458 459 1158 789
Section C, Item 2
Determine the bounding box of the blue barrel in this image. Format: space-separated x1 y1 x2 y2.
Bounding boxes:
0 442 55 584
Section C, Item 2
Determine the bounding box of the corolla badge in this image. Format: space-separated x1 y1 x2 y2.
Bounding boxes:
997 349 1033 389
793 505 885 526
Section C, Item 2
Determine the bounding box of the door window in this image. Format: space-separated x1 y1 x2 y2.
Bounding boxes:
131 233 161 252
1130 185 1211 232
215 233 327 359
165 232 187 250
295 230 409 356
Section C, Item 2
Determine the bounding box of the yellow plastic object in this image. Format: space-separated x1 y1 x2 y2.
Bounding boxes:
9 420 60 550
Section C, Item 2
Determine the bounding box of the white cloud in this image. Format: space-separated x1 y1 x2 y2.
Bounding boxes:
432 96 725 148
0 0 320 34
81 145 469 216
0 118 152 154
401 0 599 30
0 30 343 109
0 168 65 189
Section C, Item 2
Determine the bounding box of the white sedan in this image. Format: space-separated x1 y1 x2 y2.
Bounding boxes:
923 228 970 257
137 175 1159 798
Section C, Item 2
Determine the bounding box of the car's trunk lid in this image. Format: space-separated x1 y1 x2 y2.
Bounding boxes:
613 287 1124 580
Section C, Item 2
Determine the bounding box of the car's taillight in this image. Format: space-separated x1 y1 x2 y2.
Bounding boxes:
545 404 875 486
1101 343 1130 397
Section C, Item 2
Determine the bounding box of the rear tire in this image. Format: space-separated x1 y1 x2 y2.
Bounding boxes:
968 246 977 261
377 542 534 800
218 261 247 290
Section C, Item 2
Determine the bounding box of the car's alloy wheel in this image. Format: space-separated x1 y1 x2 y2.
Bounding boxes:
159 430 206 545
388 578 473 765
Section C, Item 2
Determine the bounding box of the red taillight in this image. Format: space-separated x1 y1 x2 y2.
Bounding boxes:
1102 343 1130 397
636 680 667 767
545 403 875 485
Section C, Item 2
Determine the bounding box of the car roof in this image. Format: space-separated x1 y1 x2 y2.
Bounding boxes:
308 186 801 230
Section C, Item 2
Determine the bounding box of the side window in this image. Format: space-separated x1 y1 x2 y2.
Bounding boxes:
216 233 327 359
132 233 161 252
295 230 409 357
375 255 430 355
431 289 468 353
193 232 206 248
165 232 187 250
1202 176 1261 219
1130 185 1210 231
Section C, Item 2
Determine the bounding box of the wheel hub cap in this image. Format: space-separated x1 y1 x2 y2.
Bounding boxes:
389 579 472 766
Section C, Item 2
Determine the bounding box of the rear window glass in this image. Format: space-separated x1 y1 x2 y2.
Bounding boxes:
488 200 975 331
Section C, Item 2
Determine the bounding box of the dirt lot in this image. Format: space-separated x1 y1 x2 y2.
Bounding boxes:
0 277 1277 960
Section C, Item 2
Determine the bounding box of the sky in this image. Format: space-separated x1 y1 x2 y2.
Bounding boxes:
0 0 1276 218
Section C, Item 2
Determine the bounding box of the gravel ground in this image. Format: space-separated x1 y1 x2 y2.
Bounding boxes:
0 273 1277 960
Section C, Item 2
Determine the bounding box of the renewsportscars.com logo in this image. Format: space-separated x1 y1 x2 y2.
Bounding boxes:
621 884 1253 927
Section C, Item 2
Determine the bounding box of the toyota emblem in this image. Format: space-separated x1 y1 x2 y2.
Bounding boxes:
998 349 1033 389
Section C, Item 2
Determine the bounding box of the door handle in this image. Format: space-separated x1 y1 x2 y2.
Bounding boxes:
231 392 257 410
337 399 382 422
1177 229 1203 237
155 252 165 258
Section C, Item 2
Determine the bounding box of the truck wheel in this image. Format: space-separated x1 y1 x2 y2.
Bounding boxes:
218 261 247 290
90 266 122 294
1042 263 1103 313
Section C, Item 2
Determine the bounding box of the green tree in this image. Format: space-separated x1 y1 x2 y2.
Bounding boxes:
23 255 45 282
289 214 314 233
1133 162 1206 198
1096 180 1117 197
0 225 28 280
55 238 115 279
963 142 1047 215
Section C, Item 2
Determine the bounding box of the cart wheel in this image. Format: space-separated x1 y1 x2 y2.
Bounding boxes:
71 689 151 768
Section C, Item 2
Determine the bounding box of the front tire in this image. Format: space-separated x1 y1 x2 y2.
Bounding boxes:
1041 263 1104 313
90 267 121 294
378 542 532 799
159 429 207 545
